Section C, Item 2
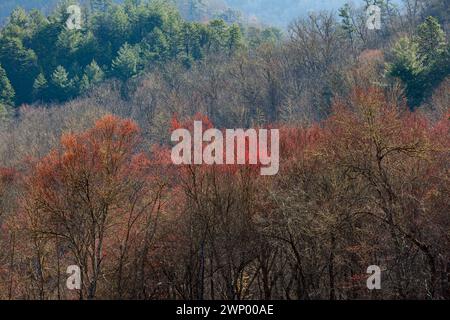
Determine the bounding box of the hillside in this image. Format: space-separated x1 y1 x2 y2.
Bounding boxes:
0 0 449 302
0 0 236 25
0 0 396 28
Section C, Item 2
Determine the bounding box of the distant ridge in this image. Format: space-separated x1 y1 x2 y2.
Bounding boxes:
0 0 401 28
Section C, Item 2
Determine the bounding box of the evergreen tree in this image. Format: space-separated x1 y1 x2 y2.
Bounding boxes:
389 37 424 78
0 64 15 106
339 3 356 41
143 27 169 61
180 23 201 60
85 60 105 84
388 37 424 107
227 24 243 54
0 64 14 120
32 73 49 101
51 65 73 101
56 28 84 61
52 66 71 88
207 19 227 52
79 74 91 93
80 60 105 92
389 17 448 108
112 43 142 80
416 16 447 65
1 8 30 40
0 37 40 104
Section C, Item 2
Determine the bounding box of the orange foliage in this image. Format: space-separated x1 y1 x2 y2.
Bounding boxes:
1 86 448 299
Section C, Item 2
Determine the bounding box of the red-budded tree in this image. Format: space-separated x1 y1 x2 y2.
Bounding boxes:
18 115 166 299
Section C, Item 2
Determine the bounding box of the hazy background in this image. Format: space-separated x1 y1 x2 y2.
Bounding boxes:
0 0 399 28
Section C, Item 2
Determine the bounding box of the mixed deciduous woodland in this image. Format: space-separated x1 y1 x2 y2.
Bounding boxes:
0 0 449 300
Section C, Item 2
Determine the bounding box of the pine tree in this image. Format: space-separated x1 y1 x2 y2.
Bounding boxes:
52 66 71 88
80 60 105 92
0 64 14 120
0 64 15 106
227 24 243 54
180 23 200 60
85 60 105 85
32 73 48 101
51 65 73 101
112 43 142 80
2 7 29 39
79 74 91 93
416 16 447 66
389 18 449 108
339 3 356 40
388 37 424 108
0 37 39 104
139 25 169 64
207 19 227 52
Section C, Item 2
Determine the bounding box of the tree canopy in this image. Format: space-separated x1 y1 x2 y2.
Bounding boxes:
0 0 246 105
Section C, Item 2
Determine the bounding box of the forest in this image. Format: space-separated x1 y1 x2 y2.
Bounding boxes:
0 0 449 300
